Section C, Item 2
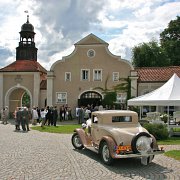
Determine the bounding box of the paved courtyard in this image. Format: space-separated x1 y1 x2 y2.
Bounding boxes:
0 122 179 180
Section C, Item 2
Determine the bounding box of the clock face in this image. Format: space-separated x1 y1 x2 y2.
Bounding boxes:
87 49 95 58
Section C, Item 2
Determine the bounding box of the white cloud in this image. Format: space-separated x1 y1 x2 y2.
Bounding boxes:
0 0 179 70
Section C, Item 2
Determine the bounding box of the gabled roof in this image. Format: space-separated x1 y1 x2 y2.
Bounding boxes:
135 66 180 82
0 60 47 73
75 33 108 46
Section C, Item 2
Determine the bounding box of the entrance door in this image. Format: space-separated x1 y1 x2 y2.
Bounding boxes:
78 91 102 107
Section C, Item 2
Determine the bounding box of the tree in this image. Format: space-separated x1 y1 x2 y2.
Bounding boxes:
94 74 117 106
102 91 117 107
22 91 30 107
132 41 169 67
160 16 180 66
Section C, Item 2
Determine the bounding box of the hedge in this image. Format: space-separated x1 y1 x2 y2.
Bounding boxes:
143 123 169 140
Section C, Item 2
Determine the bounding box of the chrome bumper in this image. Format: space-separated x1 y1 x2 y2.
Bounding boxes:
113 150 164 159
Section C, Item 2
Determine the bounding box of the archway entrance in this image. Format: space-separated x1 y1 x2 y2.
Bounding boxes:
78 91 102 107
5 86 32 113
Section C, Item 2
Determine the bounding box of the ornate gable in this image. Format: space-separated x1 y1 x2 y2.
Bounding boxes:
75 33 108 46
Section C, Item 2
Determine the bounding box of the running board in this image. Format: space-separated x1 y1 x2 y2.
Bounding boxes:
84 145 99 153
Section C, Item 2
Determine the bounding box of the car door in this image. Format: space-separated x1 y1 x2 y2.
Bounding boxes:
91 115 101 145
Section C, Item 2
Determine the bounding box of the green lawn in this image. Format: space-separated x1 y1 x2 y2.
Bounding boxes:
164 150 180 161
157 137 180 145
31 124 81 134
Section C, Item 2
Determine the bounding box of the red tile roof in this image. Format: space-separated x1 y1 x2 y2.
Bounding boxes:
0 60 47 73
135 66 180 82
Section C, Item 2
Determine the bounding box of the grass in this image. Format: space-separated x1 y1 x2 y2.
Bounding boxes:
164 150 180 160
31 124 81 134
157 136 180 145
173 127 180 132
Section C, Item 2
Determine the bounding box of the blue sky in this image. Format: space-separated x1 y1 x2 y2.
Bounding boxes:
0 0 179 70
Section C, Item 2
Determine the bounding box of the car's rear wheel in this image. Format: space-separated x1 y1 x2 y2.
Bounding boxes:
100 141 113 165
71 133 84 150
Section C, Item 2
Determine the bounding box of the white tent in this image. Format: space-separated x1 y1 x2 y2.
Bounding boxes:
128 73 180 106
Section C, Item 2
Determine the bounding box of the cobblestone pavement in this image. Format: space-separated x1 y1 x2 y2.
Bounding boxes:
0 122 179 180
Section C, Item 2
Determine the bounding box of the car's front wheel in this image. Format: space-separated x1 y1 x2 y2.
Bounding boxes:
71 133 84 150
100 141 114 165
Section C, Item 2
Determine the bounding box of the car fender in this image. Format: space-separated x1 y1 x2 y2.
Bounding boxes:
74 128 90 146
99 136 117 158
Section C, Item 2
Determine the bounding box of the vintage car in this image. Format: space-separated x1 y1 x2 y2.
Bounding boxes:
71 110 164 165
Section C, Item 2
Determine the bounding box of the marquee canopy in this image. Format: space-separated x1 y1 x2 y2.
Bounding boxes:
128 73 180 106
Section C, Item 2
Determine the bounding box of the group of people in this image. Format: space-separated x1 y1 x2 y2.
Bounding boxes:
14 107 31 132
59 105 72 121
1 103 122 131
76 104 102 124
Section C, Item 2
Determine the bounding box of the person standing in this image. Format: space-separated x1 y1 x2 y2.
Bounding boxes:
1 107 8 125
78 106 85 124
14 107 21 131
67 107 73 120
36 107 41 124
21 107 31 132
32 107 38 125
49 106 54 126
44 106 50 125
53 106 58 126
40 108 48 127
1 108 6 124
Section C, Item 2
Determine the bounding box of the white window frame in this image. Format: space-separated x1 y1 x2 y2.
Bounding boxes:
81 69 90 81
65 72 71 81
56 92 67 104
113 72 119 81
116 93 127 103
93 69 102 81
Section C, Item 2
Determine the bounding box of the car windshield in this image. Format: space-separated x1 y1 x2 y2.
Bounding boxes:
112 116 132 122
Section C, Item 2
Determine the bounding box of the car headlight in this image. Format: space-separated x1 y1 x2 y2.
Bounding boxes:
131 132 153 154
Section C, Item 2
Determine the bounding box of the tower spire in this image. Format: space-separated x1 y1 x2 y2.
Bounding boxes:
27 15 29 23
16 15 37 61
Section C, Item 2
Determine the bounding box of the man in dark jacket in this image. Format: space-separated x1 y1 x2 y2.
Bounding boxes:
53 106 58 126
21 107 31 131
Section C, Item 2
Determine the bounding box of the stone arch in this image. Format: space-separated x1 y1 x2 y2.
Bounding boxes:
78 90 103 107
5 84 32 112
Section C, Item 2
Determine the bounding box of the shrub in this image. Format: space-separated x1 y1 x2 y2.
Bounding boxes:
143 123 169 140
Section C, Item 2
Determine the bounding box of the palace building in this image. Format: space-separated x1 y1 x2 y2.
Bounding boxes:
46 33 138 112
0 17 180 117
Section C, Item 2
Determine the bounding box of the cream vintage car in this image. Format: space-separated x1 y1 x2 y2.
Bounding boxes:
71 110 164 165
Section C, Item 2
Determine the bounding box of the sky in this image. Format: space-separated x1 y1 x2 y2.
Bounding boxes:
0 0 179 70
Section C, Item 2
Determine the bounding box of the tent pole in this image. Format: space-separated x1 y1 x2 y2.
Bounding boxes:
167 106 170 124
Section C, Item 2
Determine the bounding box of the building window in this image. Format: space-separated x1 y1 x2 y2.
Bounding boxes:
93 69 102 81
65 72 71 81
56 92 67 104
116 93 127 103
81 69 90 81
113 72 119 81
87 49 95 58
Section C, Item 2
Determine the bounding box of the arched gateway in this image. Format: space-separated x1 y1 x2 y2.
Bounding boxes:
5 85 32 113
78 91 102 107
